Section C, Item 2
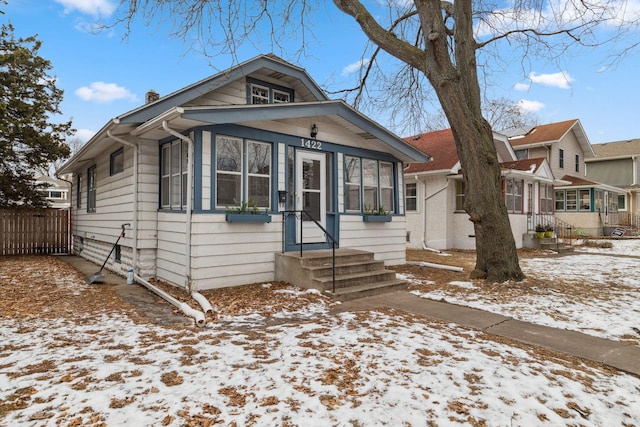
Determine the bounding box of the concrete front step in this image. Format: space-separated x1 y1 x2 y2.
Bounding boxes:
274 248 407 301
307 260 386 279
540 242 575 253
325 279 408 301
313 269 398 290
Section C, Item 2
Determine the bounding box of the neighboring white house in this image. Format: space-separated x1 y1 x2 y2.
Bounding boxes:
403 128 555 250
58 54 429 291
35 175 71 209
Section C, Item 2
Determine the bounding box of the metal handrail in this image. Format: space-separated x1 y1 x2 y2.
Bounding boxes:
281 210 338 293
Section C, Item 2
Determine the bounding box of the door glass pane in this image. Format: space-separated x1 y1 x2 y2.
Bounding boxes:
303 191 321 222
303 159 321 190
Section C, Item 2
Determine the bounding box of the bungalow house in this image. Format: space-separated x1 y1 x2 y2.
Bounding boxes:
507 119 625 236
403 129 555 250
586 138 640 230
58 54 429 296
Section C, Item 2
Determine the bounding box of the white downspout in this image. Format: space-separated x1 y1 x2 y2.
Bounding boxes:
134 274 206 327
161 121 211 316
107 131 138 272
422 179 448 252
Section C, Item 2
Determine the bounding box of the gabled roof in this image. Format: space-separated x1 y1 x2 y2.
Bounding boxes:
588 139 640 161
506 119 595 158
403 129 458 173
403 128 516 174
119 54 329 124
501 158 545 173
59 54 429 174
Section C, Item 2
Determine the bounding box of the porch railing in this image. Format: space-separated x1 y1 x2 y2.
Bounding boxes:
527 212 575 247
281 210 338 293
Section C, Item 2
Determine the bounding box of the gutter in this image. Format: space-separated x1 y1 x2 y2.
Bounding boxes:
107 130 139 273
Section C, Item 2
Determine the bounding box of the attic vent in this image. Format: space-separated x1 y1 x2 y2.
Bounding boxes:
357 132 377 140
145 90 160 104
268 71 287 80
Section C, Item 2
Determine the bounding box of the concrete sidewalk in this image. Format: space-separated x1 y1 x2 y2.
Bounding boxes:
337 291 640 377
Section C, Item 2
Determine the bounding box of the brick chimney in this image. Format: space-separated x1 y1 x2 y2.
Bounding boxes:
145 89 160 104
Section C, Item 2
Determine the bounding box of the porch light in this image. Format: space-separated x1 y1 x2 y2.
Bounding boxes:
278 190 287 204
310 123 318 138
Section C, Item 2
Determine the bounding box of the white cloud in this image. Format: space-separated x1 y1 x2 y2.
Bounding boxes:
54 0 116 18
514 82 530 91
75 82 137 103
517 99 545 113
342 58 370 76
74 129 96 142
528 71 574 89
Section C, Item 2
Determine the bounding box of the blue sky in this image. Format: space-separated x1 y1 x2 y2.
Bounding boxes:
3 0 640 144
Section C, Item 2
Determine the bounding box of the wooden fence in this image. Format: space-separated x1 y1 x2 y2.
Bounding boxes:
0 209 70 255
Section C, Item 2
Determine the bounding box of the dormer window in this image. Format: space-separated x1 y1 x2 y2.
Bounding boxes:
247 78 294 105
251 84 269 104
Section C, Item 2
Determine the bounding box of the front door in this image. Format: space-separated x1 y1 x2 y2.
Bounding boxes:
296 151 326 243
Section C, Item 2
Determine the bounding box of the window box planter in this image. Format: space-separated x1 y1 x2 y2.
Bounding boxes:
225 213 272 223
363 214 392 222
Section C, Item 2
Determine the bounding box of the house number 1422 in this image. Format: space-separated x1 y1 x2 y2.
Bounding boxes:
300 138 322 150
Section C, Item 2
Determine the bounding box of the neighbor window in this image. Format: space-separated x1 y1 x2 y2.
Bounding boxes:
540 183 553 213
504 178 523 213
579 189 591 211
515 149 529 160
248 78 294 105
559 148 564 168
618 194 627 210
566 189 577 211
405 183 417 211
87 165 96 212
344 156 395 213
575 154 580 173
110 147 124 176
160 140 189 210
215 135 272 210
555 190 565 211
455 180 465 211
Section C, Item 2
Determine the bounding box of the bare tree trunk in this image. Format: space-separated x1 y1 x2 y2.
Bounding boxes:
333 0 524 282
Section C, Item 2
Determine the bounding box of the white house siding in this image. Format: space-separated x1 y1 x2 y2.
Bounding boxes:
189 214 283 290
339 215 406 265
71 143 138 276
156 211 188 288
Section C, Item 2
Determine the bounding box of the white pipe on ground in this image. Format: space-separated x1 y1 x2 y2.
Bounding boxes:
134 274 206 327
406 260 464 272
191 291 213 315
421 240 442 253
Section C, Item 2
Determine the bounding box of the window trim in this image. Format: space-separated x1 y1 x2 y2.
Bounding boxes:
575 154 580 173
559 148 564 169
344 155 362 212
618 194 627 211
110 147 124 176
87 165 96 213
214 135 274 211
504 177 523 213
344 156 395 214
160 140 189 211
455 180 465 212
246 77 294 105
405 182 417 212
76 173 81 209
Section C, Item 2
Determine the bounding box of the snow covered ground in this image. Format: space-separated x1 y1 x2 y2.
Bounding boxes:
1 249 640 426
405 239 640 343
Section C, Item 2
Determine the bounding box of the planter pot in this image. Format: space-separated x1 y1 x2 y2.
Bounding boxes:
363 214 392 222
225 213 272 223
544 231 553 238
536 232 545 239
